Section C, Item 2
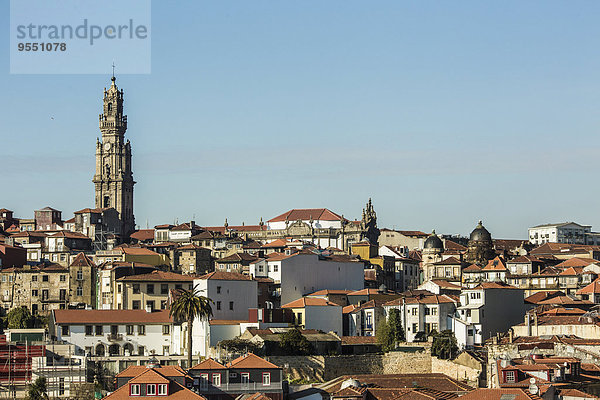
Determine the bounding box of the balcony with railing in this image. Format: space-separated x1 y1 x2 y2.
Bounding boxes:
198 382 283 393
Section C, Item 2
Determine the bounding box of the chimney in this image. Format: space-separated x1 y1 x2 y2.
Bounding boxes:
509 329 514 344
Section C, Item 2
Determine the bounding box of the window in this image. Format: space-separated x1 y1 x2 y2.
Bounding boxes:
118 284 122 294
216 301 221 310
147 284 154 294
111 325 118 335
147 384 156 395
158 384 167 395
32 290 38 297
217 286 221 294
161 284 168 294
262 373 271 386
85 325 93 336
126 325 134 335
42 275 49 282
411 307 417 316
425 307 430 315
61 325 69 336
229 301 234 311
138 325 145 335
138 346 145 356
146 300 155 311
431 308 437 316
175 284 182 290
200 374 209 389
77 269 83 280
241 373 250 386
163 325 170 335
130 384 140 396
32 275 37 282
133 284 140 294
132 300 141 310
163 345 170 355
412 323 418 332
60 275 66 282
212 373 221 387
77 286 83 296
505 370 515 383
59 377 65 395
95 325 103 335
161 300 167 310
274 265 278 272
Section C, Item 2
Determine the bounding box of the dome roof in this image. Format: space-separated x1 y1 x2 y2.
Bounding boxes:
424 230 444 250
341 378 361 390
470 220 492 242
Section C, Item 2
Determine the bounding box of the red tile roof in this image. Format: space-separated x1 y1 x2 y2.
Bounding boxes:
190 358 226 370
457 388 542 400
105 368 204 400
577 278 600 295
308 289 353 296
226 353 280 369
130 229 155 241
70 252 95 267
555 257 600 268
197 271 253 281
53 309 173 324
118 270 194 282
282 297 341 308
268 208 343 223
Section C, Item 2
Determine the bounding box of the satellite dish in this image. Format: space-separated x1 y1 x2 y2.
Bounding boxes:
528 383 539 395
529 378 535 384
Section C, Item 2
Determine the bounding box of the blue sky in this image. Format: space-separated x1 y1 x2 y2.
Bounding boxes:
1 1 600 239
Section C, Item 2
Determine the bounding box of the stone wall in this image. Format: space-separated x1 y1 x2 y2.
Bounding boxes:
266 344 480 386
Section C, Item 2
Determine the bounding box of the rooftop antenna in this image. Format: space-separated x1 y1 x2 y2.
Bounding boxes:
112 61 116 78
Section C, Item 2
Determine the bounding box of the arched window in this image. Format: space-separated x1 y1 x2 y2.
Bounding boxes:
95 344 105 356
109 344 120 356
107 103 112 113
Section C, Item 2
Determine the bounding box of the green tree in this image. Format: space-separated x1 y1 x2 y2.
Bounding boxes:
387 308 405 343
376 309 405 351
431 330 458 360
279 328 312 355
8 307 33 329
376 319 393 351
25 377 49 400
169 285 213 368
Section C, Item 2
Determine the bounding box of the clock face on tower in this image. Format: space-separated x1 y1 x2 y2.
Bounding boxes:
104 142 111 151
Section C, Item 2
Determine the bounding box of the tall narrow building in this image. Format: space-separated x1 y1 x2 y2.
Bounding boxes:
93 76 135 236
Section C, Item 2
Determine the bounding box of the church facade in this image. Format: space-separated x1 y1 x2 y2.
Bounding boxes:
92 76 136 236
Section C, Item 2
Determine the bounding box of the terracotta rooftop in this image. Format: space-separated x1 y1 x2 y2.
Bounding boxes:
118 270 194 282
308 289 353 296
105 368 204 400
319 373 473 394
282 297 340 308
70 252 95 267
268 208 343 223
577 278 600 295
130 229 155 241
190 358 226 370
196 271 253 281
458 388 542 400
226 353 280 369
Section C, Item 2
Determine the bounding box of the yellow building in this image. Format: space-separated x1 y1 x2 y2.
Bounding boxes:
95 247 169 267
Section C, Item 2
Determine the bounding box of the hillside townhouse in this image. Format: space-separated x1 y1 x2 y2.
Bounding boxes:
282 297 342 334
43 231 92 266
188 354 284 400
481 257 508 283
9 231 47 263
528 222 592 246
343 300 385 337
116 271 195 311
50 309 183 362
111 364 198 400
72 207 122 240
430 257 465 284
215 252 258 274
577 279 600 303
512 312 600 340
449 283 528 349
190 272 258 357
383 293 458 342
97 262 157 309
378 245 421 291
173 244 212 275
249 250 364 306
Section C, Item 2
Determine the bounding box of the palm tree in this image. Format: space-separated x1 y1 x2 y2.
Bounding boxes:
25 377 49 400
169 285 213 368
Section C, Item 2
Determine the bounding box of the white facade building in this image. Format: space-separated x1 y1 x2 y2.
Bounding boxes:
50 309 182 358
193 271 258 321
250 251 364 306
528 222 592 245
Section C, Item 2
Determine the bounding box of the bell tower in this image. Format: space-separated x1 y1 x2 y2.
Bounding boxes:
93 75 135 235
